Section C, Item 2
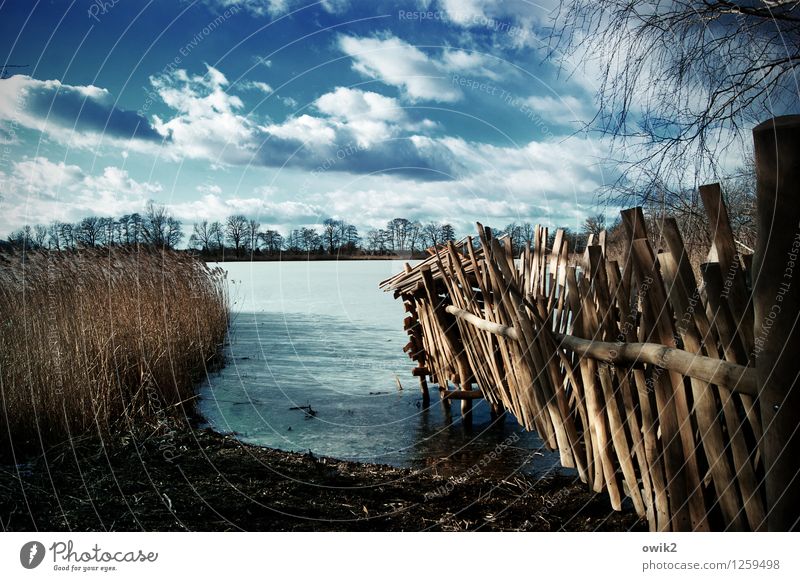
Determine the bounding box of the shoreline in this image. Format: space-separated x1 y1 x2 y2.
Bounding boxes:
198 254 420 262
0 424 644 532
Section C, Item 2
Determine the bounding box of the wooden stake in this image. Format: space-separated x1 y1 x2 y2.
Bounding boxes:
752 115 800 531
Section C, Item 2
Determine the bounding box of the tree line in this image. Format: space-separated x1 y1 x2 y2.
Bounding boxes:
187 216 460 257
5 202 183 251
4 201 619 259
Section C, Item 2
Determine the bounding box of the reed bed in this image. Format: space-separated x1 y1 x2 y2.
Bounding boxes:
0 247 229 454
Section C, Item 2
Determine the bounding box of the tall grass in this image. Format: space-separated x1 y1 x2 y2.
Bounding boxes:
0 247 229 455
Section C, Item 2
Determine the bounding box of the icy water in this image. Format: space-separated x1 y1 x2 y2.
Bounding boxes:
198 260 561 479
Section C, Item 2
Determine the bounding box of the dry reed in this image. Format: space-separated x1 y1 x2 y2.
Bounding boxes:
0 247 229 454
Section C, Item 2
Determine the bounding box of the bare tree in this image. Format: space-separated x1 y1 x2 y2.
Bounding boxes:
33 224 48 248
520 222 535 247
440 223 456 243
582 213 606 238
141 202 167 247
246 219 261 253
225 214 249 256
50 222 75 250
343 224 360 253
210 220 225 253
407 220 423 254
299 227 321 252
260 229 283 254
166 218 183 248
322 218 343 254
503 222 524 255
75 217 102 247
366 229 389 253
552 0 800 202
139 202 182 249
386 218 412 252
421 222 441 249
8 225 35 249
189 221 220 252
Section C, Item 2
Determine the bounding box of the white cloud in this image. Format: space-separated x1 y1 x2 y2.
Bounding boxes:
263 114 337 145
204 0 347 17
0 157 162 233
314 132 615 230
240 80 274 94
150 65 258 165
320 0 349 14
429 0 559 50
197 184 223 195
0 64 617 234
439 0 485 25
337 34 505 103
0 74 162 150
168 193 324 226
315 87 406 124
203 0 289 17
521 95 592 126
312 87 428 146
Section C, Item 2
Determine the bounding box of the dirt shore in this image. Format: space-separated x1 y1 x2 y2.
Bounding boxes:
0 426 645 532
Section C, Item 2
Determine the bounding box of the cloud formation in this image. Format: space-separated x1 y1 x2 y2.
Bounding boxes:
0 156 162 228
338 34 504 103
203 0 348 17
0 75 162 148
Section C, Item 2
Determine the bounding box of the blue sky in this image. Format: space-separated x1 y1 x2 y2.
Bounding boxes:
0 0 618 237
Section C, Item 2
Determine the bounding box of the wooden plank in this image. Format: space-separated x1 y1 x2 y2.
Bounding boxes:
700 183 755 356
752 115 800 531
660 250 747 530
661 218 765 530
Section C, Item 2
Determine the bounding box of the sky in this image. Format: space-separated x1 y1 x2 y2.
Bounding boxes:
0 0 621 238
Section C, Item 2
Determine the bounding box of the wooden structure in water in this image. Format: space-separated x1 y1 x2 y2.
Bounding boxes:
380 116 800 531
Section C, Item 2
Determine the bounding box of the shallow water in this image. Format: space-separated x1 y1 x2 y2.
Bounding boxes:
198 260 561 479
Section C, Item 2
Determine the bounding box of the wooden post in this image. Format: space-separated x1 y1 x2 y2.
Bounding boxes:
419 375 430 406
752 115 800 531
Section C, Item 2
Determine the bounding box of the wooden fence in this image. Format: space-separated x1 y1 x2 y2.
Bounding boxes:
380 116 800 532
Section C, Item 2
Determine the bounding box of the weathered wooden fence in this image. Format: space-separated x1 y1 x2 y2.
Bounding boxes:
381 116 800 532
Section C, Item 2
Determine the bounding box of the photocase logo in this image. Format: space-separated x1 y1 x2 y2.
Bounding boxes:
20 541 46 569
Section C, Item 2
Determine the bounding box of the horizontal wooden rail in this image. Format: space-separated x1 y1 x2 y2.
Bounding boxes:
445 306 520 340
445 305 756 396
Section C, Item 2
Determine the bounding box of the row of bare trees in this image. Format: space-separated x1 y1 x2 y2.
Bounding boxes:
6 201 752 262
190 217 461 258
187 216 360 257
365 219 457 254
5 202 183 251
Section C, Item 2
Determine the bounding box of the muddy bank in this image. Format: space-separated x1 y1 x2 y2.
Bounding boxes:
0 426 645 532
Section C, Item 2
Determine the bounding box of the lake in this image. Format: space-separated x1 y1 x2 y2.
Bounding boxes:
198 260 562 479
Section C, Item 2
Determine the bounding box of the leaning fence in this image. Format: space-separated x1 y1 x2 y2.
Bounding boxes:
380 116 800 532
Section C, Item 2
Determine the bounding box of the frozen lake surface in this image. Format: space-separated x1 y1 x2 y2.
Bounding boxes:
198 260 561 479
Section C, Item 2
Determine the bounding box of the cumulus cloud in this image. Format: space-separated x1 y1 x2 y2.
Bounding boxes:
150 65 259 164
201 0 290 17
524 95 592 126
433 0 557 32
337 34 505 102
240 80 274 94
203 0 348 17
168 193 325 227
0 75 162 149
315 133 615 230
142 67 454 177
311 87 439 146
1 63 614 231
0 157 162 232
